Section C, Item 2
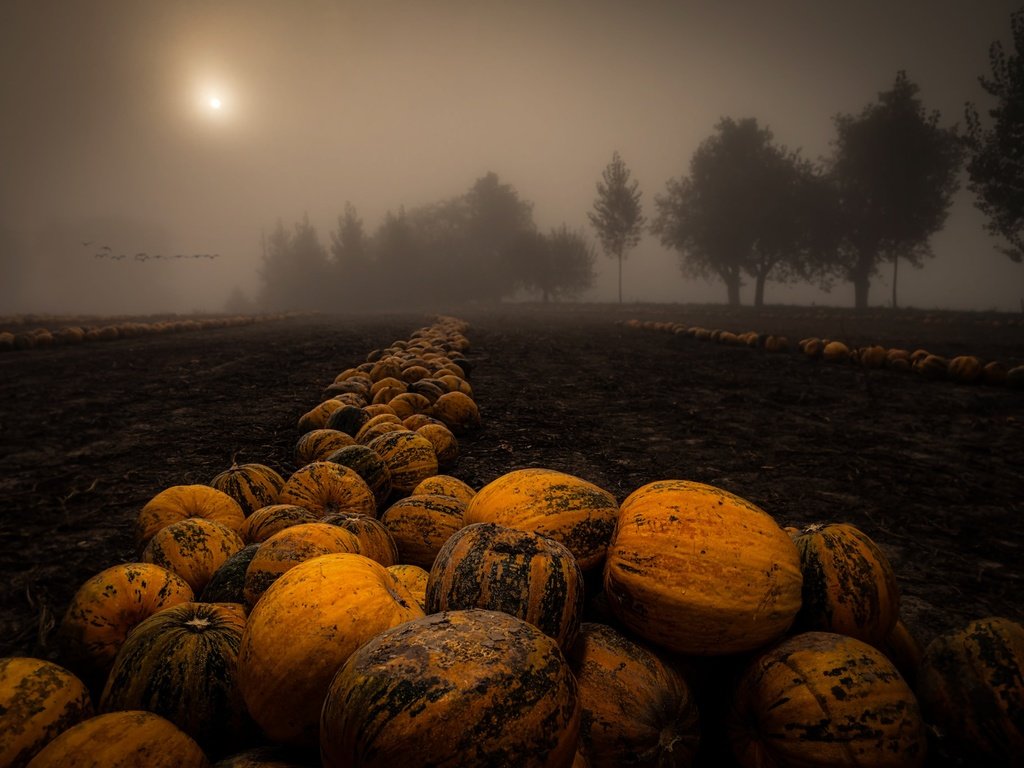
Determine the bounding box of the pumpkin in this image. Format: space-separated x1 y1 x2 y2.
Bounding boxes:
407 379 447 404
0 657 93 768
415 422 459 467
368 430 439 495
791 522 900 646
916 616 1024 763
426 522 584 649
211 745 315 766
858 345 888 368
293 429 355 466
947 354 983 383
323 443 393 509
603 479 802 655
879 617 923 687
386 564 430 611
242 523 362 608
385 391 432 419
321 511 399 566
983 360 1008 385
237 553 423 748
914 353 948 378
57 563 194 685
762 335 789 353
322 404 370 437
135 485 246 551
277 461 376 518
567 622 700 768
320 609 580 768
429 391 480 434
99 602 253 754
380 493 466 569
141 518 246 594
412 474 476 505
24 710 209 767
362 403 396 418
464 468 618 571
238 504 319 544
822 340 850 362
200 544 260 604
296 399 345 435
1009 364 1024 388
355 418 408 444
728 631 926 768
210 464 285 518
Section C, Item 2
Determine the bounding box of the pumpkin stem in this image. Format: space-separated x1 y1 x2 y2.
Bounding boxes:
184 616 212 631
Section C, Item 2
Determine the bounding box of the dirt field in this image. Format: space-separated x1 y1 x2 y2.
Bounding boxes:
1 303 1022 765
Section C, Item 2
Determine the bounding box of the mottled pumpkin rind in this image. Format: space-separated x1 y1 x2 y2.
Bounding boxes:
277 461 376 519
210 464 285 518
380 494 466 570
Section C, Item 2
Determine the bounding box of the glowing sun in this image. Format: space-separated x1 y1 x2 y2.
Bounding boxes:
209 96 222 110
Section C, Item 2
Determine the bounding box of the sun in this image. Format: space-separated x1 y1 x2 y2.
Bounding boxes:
209 96 222 110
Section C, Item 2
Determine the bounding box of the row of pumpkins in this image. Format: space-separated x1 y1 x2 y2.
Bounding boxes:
626 318 1024 387
0 313 294 352
3 316 1022 767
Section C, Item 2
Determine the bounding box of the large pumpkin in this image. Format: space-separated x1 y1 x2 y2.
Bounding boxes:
416 422 459 467
238 504 319 544
791 522 900 646
135 485 246 550
99 602 253 755
321 511 399 566
277 461 375 518
412 473 476 505
294 429 356 467
380 493 465 569
426 522 584 650
916 616 1024 763
237 553 424 748
0 657 93 768
567 622 700 768
210 464 285 518
141 517 246 595
57 563 194 685
24 710 209 767
323 444 392 509
603 479 802 655
320 609 580 768
464 468 618 572
367 430 439 496
729 631 926 767
428 391 481 434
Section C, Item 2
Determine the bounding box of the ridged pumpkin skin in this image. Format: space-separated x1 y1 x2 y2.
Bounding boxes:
916 616 1024 763
99 602 253 754
426 522 584 650
792 522 900 645
296 399 344 435
135 484 246 550
277 461 376 518
201 544 260 604
242 523 362 608
323 444 392 509
320 609 580 768
237 553 424 748
142 517 246 594
415 422 459 467
322 404 370 438
25 710 209 767
412 474 476 505
57 563 194 684
386 564 429 611
380 493 466 569
0 657 93 768
463 468 618 571
603 480 802 655
729 631 926 768
368 430 439 496
567 623 700 768
294 428 356 466
429 391 481 434
321 512 399 566
239 505 320 544
210 464 285 518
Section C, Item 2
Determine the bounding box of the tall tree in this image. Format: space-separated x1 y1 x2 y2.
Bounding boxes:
330 202 367 268
588 152 645 303
827 71 963 309
652 118 821 306
259 214 331 310
513 226 596 302
965 9 1024 264
464 171 536 301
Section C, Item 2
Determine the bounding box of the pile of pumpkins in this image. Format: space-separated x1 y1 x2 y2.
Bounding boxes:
626 318 1024 388
0 313 294 352
3 316 1022 768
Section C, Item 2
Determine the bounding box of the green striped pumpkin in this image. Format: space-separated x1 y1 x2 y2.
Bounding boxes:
200 543 260 604
426 522 583 650
324 444 392 510
367 430 439 496
323 404 370 437
277 461 376 519
321 512 399 567
210 463 285 517
294 429 356 466
239 504 320 544
380 494 465 570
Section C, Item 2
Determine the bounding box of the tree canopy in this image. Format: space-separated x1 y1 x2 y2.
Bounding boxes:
588 151 645 302
513 225 596 302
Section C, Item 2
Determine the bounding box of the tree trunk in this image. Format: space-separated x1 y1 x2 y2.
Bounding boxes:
617 252 623 303
754 272 766 307
854 275 870 310
891 255 899 309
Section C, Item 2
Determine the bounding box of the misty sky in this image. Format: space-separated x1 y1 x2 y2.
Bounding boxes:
2 0 1022 314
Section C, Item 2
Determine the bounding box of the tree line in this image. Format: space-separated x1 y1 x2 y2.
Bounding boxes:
251 10 1022 311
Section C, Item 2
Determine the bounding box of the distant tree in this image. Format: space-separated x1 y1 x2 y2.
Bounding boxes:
652 118 822 306
259 214 331 310
827 71 963 309
965 9 1024 264
513 225 596 302
330 202 367 268
588 151 645 303
464 171 536 300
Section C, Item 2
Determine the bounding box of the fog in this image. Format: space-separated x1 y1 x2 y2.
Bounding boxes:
2 0 1021 315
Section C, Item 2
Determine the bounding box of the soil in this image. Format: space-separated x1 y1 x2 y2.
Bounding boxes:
1 303 1022 764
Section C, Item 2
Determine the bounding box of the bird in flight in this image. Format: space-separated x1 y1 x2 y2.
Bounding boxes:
81 240 93 247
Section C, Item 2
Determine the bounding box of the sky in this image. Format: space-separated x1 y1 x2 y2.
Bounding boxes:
1 0 1021 314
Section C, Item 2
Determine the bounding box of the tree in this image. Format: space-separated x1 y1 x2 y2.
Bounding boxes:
330 202 367 268
827 71 963 309
589 152 645 303
513 225 596 302
965 9 1024 264
652 118 822 306
464 171 536 301
259 214 331 310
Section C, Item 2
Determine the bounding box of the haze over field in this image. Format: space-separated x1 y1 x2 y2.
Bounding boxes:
1 0 1021 314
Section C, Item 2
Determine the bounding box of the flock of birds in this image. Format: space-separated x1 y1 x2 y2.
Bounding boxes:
81 241 221 262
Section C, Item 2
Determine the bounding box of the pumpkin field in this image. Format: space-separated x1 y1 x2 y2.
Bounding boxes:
1 303 1023 766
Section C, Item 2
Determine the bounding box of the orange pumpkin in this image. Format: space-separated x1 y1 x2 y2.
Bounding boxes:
237 553 424 748
429 391 480 434
415 422 459 467
135 485 246 551
411 474 476 505
603 479 802 655
296 399 345 435
380 493 465 569
324 444 393 509
385 564 429 611
277 461 375 518
320 609 580 768
238 504 319 544
321 511 399 566
210 463 285 517
141 518 246 595
367 430 439 495
293 429 356 466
